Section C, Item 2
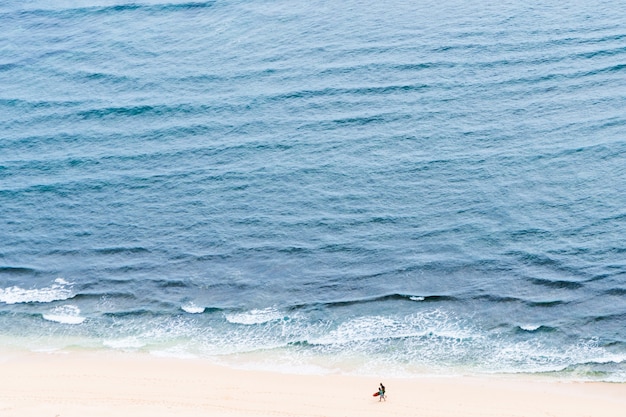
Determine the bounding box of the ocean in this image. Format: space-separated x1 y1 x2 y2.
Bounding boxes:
1 0 625 381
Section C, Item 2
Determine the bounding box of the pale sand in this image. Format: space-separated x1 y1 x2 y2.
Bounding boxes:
1 351 624 417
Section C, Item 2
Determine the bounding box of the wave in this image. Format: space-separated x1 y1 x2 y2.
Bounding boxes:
310 309 474 346
525 300 567 308
71 291 138 302
95 1 216 14
0 297 622 380
516 324 557 333
0 63 18 72
102 309 163 318
329 113 411 128
91 246 151 255
181 302 205 314
76 105 168 120
472 294 522 303
586 312 626 323
291 293 457 311
541 357 626 382
0 266 38 275
224 307 286 325
265 84 430 104
0 278 73 304
604 288 626 296
42 305 85 324
527 277 584 290
4 1 216 19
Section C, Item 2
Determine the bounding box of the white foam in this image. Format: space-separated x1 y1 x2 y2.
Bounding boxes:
103 337 146 350
54 278 71 285
0 278 73 304
314 315 403 345
409 296 425 301
591 355 626 365
181 302 205 314
520 324 541 331
42 305 85 324
225 307 284 325
313 310 472 346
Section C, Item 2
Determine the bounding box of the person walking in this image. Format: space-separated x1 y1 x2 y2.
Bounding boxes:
378 382 386 401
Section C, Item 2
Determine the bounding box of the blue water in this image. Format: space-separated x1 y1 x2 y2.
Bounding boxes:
1 0 625 380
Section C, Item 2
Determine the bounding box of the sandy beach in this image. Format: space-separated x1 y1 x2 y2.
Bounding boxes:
0 351 624 417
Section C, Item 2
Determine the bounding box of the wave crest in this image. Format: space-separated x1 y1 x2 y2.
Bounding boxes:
42 305 85 324
225 307 285 325
0 278 73 304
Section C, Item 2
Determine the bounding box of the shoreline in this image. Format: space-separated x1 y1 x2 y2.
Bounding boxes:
1 350 624 417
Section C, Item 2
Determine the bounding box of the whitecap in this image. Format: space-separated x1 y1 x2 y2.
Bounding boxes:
520 324 541 331
181 302 205 314
225 307 284 325
0 278 73 304
42 305 85 324
54 277 71 286
409 296 425 301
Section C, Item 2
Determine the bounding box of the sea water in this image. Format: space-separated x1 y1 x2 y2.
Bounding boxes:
1 0 625 381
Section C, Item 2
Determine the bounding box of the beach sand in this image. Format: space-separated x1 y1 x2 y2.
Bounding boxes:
0 351 624 417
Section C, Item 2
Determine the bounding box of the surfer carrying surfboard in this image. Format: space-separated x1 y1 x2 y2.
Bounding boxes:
376 382 386 401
